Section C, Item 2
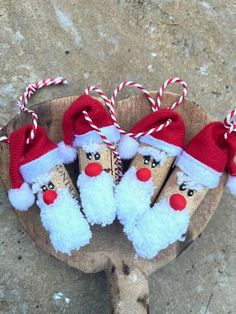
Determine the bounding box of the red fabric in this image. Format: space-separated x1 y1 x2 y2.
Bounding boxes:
185 122 231 173
9 125 57 189
62 94 114 145
130 109 185 148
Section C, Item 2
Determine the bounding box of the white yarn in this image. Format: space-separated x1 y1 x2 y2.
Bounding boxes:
37 188 91 254
130 199 190 259
77 171 116 226
115 166 155 235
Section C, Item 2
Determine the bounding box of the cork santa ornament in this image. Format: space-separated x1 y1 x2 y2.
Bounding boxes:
62 89 121 226
111 79 188 234
7 79 92 254
130 109 236 259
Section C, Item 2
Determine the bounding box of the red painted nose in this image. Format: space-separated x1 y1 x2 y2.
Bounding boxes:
170 193 187 211
85 162 103 177
136 167 152 182
43 190 58 205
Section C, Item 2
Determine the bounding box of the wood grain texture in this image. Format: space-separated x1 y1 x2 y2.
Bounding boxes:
0 92 226 313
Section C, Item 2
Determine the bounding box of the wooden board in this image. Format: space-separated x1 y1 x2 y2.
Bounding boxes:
0 92 225 313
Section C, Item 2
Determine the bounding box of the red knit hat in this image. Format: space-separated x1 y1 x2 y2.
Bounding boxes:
176 121 236 192
8 124 67 211
118 109 185 159
62 94 120 147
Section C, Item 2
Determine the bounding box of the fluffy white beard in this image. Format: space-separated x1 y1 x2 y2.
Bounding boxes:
115 166 155 235
37 188 92 254
130 199 190 259
77 171 116 226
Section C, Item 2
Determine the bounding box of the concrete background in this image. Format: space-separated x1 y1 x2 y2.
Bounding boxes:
0 0 235 313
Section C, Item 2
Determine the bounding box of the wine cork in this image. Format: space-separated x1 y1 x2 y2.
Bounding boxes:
130 143 175 202
48 164 79 201
156 166 208 217
77 143 117 181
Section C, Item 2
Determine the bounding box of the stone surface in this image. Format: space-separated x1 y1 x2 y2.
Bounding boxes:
0 0 235 313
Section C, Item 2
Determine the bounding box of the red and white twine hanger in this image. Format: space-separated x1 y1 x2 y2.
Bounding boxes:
109 80 187 140
110 81 156 135
155 77 188 110
16 77 67 144
111 81 156 113
84 86 123 180
224 109 236 139
0 77 67 144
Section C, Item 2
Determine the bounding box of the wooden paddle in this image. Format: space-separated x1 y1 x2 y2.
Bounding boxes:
0 92 225 313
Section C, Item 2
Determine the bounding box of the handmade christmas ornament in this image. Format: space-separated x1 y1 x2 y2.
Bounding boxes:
62 89 121 226
7 78 92 254
0 88 228 313
129 109 236 259
111 80 188 234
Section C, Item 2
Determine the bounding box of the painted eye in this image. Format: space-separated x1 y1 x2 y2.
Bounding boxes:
48 181 55 189
179 183 187 191
94 152 101 160
86 152 93 160
41 185 47 192
187 190 195 197
143 155 150 165
151 159 160 168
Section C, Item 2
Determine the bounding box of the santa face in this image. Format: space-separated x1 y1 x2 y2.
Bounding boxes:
32 170 92 254
130 144 175 202
76 142 117 226
115 144 175 236
78 142 117 181
129 167 208 259
157 167 208 216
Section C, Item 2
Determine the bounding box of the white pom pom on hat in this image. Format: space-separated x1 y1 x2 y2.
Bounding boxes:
118 134 139 159
8 182 35 211
57 141 77 164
